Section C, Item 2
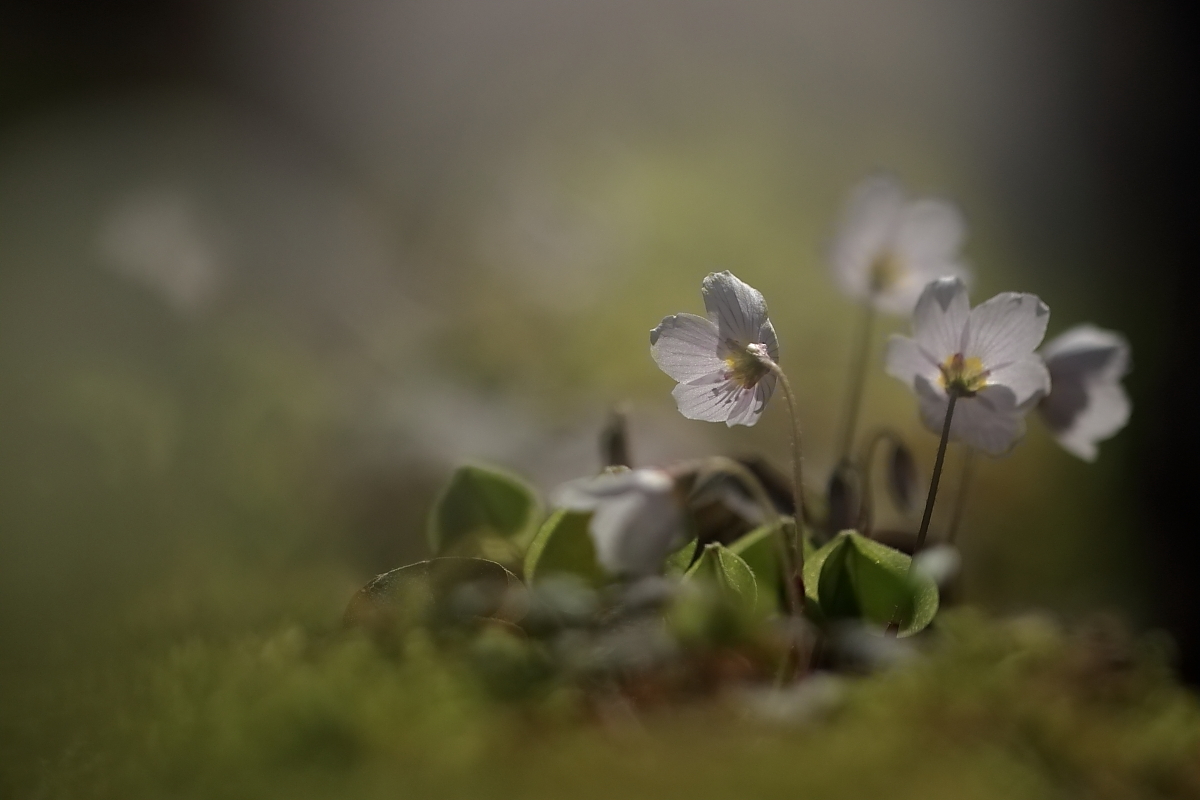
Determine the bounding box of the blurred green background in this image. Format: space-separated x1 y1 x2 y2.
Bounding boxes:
0 1 1190 795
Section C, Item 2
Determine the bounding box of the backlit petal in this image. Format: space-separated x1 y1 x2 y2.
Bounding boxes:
916 378 1025 455
1045 382 1131 462
672 372 744 423
650 313 723 382
1039 325 1132 461
1041 325 1130 382
829 175 905 301
965 292 1049 369
702 271 769 345
911 277 970 359
894 198 966 271
987 355 1051 406
758 318 780 363
885 334 940 387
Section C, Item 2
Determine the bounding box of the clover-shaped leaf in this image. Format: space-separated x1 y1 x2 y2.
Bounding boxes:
728 523 783 606
428 464 541 557
803 531 938 636
684 543 758 612
664 539 698 577
523 509 607 587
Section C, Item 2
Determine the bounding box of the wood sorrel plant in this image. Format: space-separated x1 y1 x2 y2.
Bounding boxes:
344 177 1134 702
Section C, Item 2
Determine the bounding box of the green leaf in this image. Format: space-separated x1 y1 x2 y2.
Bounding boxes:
807 531 939 636
728 523 783 609
815 533 859 620
664 539 698 577
427 464 541 556
523 509 607 587
684 543 758 611
802 534 842 610
344 557 523 633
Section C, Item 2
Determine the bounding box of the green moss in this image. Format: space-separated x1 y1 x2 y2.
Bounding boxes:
6 611 1198 800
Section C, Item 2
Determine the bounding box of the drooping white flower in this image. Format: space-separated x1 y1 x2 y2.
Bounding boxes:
650 271 778 427
554 469 684 578
829 175 971 315
1037 325 1132 462
885 277 1050 455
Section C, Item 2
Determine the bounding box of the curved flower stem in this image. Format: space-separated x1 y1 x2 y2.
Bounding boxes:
764 362 809 540
915 391 958 553
687 456 803 617
946 448 977 545
837 303 876 461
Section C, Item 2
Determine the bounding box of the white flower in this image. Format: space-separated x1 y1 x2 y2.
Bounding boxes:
830 175 971 315
554 469 684 578
885 277 1050 455
650 271 778 427
1037 325 1132 462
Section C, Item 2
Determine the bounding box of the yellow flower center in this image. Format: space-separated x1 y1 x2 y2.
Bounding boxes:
723 342 771 389
938 353 989 396
869 250 905 293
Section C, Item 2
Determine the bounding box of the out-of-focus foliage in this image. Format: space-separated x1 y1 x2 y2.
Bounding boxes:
6 611 1199 800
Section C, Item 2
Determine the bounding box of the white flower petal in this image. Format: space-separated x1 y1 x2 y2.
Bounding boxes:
987 355 1051 406
893 198 966 272
1045 382 1131 462
911 277 970 359
1038 325 1132 461
965 292 1050 369
873 264 970 317
829 175 905 301
758 318 780 363
1041 325 1131 380
755 372 777 410
650 313 723 382
885 334 940 388
593 492 683 577
911 544 962 587
702 271 768 345
724 387 760 427
916 378 1025 455
672 372 749 424
555 469 673 510
555 469 681 577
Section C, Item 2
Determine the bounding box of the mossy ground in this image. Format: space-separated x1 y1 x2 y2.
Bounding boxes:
5 607 1198 800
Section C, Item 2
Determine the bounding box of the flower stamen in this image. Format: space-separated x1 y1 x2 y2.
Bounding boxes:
722 340 772 389
938 352 989 396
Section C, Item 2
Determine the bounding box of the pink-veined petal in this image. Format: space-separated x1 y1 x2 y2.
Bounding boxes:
672 372 744 423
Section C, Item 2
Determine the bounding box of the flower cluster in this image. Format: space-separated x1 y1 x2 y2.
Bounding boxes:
348 173 1136 700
